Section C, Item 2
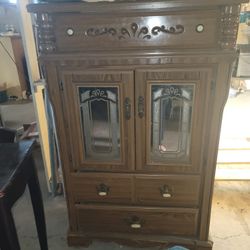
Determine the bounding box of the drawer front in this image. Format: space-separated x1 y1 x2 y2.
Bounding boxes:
71 173 132 204
76 205 198 237
51 9 220 52
135 175 200 207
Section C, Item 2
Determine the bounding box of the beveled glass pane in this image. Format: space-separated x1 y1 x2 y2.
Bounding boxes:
150 84 194 163
78 87 120 161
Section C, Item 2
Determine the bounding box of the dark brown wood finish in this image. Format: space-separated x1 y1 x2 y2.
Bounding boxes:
27 0 245 249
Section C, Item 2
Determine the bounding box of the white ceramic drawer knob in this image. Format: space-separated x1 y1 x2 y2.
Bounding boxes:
196 24 204 33
66 28 74 36
162 192 172 198
130 223 141 229
98 191 107 196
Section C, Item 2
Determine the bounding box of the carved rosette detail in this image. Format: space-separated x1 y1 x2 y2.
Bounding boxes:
90 89 107 98
85 23 184 40
162 87 181 97
220 5 240 49
37 13 56 53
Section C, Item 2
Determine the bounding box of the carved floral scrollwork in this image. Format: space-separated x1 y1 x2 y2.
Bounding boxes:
90 89 107 98
151 24 185 36
85 22 184 40
162 87 181 97
86 27 117 37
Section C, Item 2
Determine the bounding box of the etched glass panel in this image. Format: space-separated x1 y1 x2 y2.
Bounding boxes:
150 84 194 163
78 87 120 161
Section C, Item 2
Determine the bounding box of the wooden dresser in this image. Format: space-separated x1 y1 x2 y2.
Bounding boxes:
28 1 246 249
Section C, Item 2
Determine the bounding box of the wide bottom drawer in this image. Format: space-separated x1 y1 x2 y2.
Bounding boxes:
76 205 198 237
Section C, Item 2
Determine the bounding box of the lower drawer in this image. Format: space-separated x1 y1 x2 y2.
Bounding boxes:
76 205 198 237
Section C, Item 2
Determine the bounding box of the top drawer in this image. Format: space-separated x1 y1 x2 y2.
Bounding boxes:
37 9 221 53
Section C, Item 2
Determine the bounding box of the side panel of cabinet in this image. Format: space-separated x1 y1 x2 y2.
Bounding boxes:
135 67 213 174
61 70 135 172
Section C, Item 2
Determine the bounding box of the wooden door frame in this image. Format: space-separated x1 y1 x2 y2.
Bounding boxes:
60 70 135 172
135 67 213 174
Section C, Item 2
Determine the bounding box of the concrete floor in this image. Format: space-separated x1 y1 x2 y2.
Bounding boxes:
11 148 250 250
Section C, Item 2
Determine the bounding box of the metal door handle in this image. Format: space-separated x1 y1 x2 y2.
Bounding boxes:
138 96 144 118
124 97 131 120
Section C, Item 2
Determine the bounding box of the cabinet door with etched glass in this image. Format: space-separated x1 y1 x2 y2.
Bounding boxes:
135 69 211 173
150 84 194 162
62 71 135 171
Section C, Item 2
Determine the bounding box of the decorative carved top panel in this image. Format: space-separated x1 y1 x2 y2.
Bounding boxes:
33 5 241 54
51 11 220 53
85 23 184 40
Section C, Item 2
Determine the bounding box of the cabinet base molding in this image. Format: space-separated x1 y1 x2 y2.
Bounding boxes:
67 231 213 250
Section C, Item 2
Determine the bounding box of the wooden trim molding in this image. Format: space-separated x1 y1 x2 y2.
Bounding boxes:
37 13 56 53
220 5 241 49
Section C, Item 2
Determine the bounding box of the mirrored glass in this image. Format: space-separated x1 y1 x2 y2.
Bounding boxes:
150 84 194 163
78 86 120 161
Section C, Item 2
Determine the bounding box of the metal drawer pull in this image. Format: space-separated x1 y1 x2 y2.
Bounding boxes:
96 183 109 196
124 97 131 120
138 96 144 118
127 216 143 229
160 184 172 198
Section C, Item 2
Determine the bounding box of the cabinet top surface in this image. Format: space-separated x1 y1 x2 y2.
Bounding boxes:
27 0 248 13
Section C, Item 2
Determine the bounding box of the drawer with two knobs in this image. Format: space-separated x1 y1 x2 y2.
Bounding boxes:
70 173 200 207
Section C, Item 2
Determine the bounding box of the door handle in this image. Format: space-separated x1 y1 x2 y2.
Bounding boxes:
138 96 144 118
124 97 131 120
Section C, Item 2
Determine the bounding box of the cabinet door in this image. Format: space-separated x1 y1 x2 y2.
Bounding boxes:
135 68 212 173
61 70 134 171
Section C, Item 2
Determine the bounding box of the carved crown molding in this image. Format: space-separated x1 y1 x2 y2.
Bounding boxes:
37 13 56 53
85 23 184 40
220 5 240 49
